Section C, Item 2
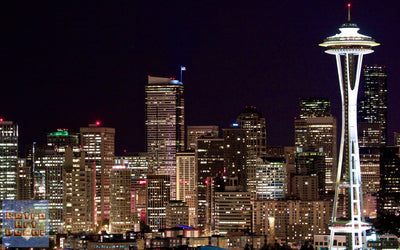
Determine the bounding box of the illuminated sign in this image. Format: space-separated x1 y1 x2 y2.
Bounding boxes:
2 200 49 248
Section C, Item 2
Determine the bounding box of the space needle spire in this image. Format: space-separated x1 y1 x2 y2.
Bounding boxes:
319 3 379 250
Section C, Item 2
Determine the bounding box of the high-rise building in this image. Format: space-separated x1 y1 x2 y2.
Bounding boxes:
320 6 379 249
80 123 115 225
176 151 197 227
378 147 400 216
186 126 218 151
146 174 170 232
236 106 267 157
62 146 95 233
223 127 248 188
17 158 32 200
358 65 388 145
295 98 337 192
295 152 326 197
196 136 224 232
110 166 135 233
253 157 287 200
115 153 152 223
33 145 65 233
0 120 18 229
145 76 184 200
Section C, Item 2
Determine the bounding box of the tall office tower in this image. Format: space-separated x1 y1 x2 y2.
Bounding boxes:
358 65 388 145
146 174 170 232
295 152 326 197
236 106 267 157
17 158 33 200
223 127 248 188
295 98 337 193
63 146 95 233
80 123 115 225
320 6 379 249
110 166 135 233
33 145 65 233
166 200 189 228
145 76 184 200
186 125 219 151
115 153 151 222
196 136 224 233
378 147 400 216
213 179 252 235
176 151 198 227
47 128 79 148
0 120 18 200
394 132 400 147
0 120 18 230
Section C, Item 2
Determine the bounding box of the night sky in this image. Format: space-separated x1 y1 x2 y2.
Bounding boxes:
2 1 399 155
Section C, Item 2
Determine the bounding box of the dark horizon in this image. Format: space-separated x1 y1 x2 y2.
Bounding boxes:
2 1 399 155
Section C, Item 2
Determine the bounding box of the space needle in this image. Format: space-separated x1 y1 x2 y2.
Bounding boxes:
319 3 379 250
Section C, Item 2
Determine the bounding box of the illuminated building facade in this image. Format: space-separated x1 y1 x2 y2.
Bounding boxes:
176 151 198 227
32 145 63 233
63 146 95 233
146 174 170 232
223 127 248 188
145 76 184 200
394 132 400 147
358 65 388 145
115 153 151 222
80 123 115 225
17 158 32 200
0 120 18 229
196 136 224 231
253 200 331 245
252 157 286 200
166 200 189 228
320 6 379 249
295 152 326 197
110 166 135 233
295 98 337 193
236 106 267 157
378 147 400 216
213 185 252 235
186 125 219 151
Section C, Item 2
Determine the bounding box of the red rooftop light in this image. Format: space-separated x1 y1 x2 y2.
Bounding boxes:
95 121 101 126
347 3 351 7
0 118 3 122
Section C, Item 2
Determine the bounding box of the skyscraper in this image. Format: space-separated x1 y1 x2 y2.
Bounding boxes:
236 106 267 157
146 174 170 232
145 76 185 200
80 123 115 225
0 120 18 223
295 98 337 192
320 5 379 249
358 65 388 145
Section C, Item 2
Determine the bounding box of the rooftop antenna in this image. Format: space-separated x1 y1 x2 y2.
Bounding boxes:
347 2 351 22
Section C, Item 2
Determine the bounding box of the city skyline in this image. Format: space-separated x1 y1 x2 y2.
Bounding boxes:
2 1 400 154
